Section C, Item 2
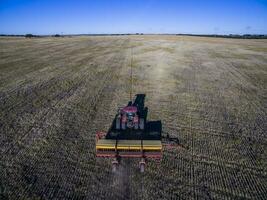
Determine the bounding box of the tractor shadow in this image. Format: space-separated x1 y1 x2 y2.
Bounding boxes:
106 93 180 145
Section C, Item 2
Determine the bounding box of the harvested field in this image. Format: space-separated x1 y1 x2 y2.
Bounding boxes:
0 35 267 199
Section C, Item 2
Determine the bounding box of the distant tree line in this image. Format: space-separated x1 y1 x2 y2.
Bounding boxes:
0 33 266 39
25 34 41 38
176 34 267 39
0 34 25 37
24 34 63 38
0 34 63 38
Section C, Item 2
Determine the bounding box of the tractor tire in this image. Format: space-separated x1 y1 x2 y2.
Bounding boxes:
112 162 118 172
121 122 126 130
139 118 144 130
116 118 120 130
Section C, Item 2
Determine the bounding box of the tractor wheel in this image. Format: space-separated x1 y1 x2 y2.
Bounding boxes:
112 162 118 172
116 118 120 130
139 118 144 130
121 122 126 130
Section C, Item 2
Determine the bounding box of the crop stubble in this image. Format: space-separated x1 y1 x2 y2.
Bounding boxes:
0 36 266 199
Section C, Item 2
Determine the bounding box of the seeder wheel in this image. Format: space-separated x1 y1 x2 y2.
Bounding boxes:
112 159 119 172
140 163 145 173
139 158 146 173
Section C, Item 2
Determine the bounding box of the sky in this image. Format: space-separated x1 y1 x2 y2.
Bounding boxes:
0 0 267 35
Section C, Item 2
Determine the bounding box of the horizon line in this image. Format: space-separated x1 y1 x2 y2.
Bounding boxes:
1 33 267 36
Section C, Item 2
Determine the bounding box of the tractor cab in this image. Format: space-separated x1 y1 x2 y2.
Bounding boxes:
121 106 138 126
116 105 144 130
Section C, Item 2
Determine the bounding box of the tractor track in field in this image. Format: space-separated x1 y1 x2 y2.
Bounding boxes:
188 55 198 199
187 54 266 136
163 111 259 133
0 38 123 114
217 58 266 119
83 40 134 200
1 38 132 200
0 39 122 110
2 39 129 165
166 124 267 144
2 71 88 159
0 59 97 151
190 54 266 197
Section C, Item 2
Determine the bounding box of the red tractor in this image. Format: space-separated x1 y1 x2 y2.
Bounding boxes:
115 95 146 130
96 94 180 172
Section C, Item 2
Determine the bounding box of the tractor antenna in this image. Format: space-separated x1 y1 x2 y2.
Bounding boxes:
130 46 133 101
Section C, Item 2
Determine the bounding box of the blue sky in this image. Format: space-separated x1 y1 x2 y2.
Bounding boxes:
0 0 267 35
